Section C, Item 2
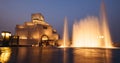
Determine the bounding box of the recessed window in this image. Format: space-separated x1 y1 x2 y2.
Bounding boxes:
43 26 47 29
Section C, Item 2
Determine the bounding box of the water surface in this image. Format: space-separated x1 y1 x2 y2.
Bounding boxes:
0 47 120 63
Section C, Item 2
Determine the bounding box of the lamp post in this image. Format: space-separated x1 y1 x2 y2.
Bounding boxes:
1 31 11 46
1 31 11 40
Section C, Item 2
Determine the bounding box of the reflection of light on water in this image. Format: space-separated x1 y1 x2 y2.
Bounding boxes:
105 49 112 63
63 48 67 63
17 47 27 63
73 48 112 63
0 47 11 63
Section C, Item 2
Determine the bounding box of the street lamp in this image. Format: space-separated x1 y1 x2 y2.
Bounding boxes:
1 31 12 46
1 31 11 40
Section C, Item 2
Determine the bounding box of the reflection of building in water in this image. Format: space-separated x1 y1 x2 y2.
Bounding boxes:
15 13 59 45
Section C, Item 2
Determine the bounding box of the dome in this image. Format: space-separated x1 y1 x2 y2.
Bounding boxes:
31 13 45 21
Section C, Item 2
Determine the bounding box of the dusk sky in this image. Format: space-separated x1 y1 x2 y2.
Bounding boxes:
0 0 120 42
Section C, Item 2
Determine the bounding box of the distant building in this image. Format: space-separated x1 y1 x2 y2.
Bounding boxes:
15 13 59 45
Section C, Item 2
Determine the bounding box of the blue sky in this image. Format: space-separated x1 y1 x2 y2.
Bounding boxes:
0 0 120 42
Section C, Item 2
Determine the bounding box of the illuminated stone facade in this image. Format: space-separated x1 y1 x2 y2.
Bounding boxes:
15 13 59 45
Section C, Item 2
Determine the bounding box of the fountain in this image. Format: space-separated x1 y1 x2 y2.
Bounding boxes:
60 1 113 48
72 1 113 48
61 17 69 47
72 16 102 47
100 2 113 48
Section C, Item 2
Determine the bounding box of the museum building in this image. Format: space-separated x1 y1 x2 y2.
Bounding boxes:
15 13 59 45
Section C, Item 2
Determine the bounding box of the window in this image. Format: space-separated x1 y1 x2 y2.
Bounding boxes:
43 26 47 29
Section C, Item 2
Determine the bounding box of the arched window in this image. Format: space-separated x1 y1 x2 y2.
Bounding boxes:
41 35 48 41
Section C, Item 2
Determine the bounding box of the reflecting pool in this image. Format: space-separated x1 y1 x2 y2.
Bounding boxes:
0 47 120 63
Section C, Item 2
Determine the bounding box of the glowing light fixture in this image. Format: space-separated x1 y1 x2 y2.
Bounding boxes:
1 31 11 40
